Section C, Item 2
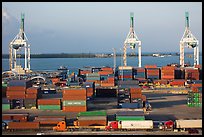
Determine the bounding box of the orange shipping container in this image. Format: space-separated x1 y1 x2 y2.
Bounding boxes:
98 71 113 75
130 88 142 94
7 95 25 99
62 95 86 100
63 88 86 95
101 83 114 87
101 67 113 71
131 93 142 98
37 99 61 105
7 86 26 91
8 122 40 129
62 106 87 112
6 91 25 96
26 87 41 94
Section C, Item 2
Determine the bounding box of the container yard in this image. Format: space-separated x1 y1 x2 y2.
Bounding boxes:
2 6 202 135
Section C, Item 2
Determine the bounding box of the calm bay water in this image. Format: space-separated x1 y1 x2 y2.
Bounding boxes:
2 56 202 71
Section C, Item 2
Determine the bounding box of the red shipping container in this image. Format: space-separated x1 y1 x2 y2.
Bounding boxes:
62 95 86 100
101 67 113 71
6 91 26 96
26 87 41 94
7 86 26 91
131 93 142 98
62 106 87 112
63 88 86 96
37 99 61 105
130 88 142 94
118 75 132 79
190 83 202 88
2 114 28 121
7 95 25 99
98 71 113 75
101 83 114 87
8 122 40 129
80 70 91 75
191 87 199 92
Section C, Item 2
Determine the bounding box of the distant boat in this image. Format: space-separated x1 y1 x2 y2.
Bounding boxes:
58 66 68 70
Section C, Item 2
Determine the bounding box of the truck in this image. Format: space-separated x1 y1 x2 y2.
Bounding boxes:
53 120 154 132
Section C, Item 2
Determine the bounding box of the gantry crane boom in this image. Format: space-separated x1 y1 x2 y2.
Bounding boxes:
123 12 142 67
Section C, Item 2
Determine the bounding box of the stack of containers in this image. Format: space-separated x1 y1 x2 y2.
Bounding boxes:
118 66 133 81
86 73 100 82
98 67 113 75
82 82 95 99
187 89 202 107
2 98 10 110
185 68 199 80
133 68 146 80
79 68 92 76
101 74 115 87
130 87 143 108
145 67 160 80
25 87 41 109
2 82 7 97
118 89 130 104
6 80 32 109
6 80 32 100
37 99 61 110
76 111 107 126
190 80 202 92
62 88 87 112
161 66 176 80
115 110 145 121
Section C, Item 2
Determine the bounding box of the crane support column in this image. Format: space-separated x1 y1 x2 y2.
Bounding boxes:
28 44 30 70
180 42 184 67
123 43 127 66
138 44 142 67
9 44 13 70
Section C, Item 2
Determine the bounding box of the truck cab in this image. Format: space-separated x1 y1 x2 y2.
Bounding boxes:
53 121 67 132
105 121 118 131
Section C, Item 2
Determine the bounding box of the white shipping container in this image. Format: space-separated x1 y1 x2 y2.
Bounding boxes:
176 120 202 129
118 66 133 70
120 120 153 129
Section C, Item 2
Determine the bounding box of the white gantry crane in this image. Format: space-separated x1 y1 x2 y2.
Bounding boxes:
9 13 31 73
123 12 142 67
180 12 199 68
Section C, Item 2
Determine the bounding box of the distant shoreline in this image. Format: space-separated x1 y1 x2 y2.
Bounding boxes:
2 52 201 59
1 53 177 59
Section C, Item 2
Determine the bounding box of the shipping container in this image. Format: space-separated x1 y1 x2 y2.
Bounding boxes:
77 110 107 117
77 116 107 121
116 110 144 116
118 103 143 109
38 105 61 110
2 104 10 110
62 100 86 106
7 122 40 130
175 120 202 129
37 99 61 105
62 106 87 112
116 116 145 121
62 95 86 100
120 120 153 129
95 88 117 97
76 120 107 126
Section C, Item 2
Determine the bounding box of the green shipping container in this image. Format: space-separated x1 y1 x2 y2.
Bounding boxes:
38 105 61 110
116 116 145 121
2 104 10 110
63 100 86 106
77 110 107 117
2 83 7 87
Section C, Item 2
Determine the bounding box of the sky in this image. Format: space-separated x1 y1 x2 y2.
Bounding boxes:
2 2 202 54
